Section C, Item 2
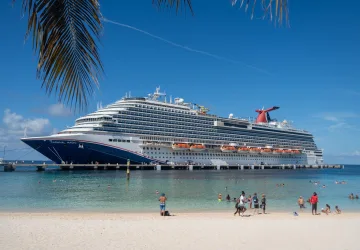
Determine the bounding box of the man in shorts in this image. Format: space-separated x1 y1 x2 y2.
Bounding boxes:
159 193 167 216
310 192 318 215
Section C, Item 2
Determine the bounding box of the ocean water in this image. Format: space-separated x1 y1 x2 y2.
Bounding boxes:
0 165 359 213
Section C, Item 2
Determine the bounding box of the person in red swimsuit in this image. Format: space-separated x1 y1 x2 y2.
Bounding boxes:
310 192 318 215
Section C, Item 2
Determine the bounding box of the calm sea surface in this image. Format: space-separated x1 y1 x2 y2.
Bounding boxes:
0 165 359 213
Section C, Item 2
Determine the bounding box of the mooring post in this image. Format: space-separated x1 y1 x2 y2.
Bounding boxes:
189 165 193 171
293 165 296 170
261 165 265 170
126 159 130 179
116 163 119 169
156 165 161 171
251 165 255 170
216 165 221 171
241 165 244 170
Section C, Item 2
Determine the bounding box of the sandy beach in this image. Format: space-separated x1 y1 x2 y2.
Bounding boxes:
0 211 358 250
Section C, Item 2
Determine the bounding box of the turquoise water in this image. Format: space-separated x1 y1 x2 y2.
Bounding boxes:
0 165 359 213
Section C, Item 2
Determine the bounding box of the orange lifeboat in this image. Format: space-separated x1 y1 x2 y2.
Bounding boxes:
220 146 236 152
273 149 283 154
261 148 273 154
283 149 292 154
238 147 250 153
292 150 301 154
172 143 190 151
249 148 261 154
190 144 206 151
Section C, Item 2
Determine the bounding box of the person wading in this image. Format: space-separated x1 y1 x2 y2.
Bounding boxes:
310 192 318 215
159 193 167 216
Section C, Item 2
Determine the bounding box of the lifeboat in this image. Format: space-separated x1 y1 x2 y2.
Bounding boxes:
273 149 283 154
238 147 250 153
292 150 301 154
261 148 273 154
172 143 190 151
249 148 261 154
283 149 292 154
220 146 237 152
190 144 206 151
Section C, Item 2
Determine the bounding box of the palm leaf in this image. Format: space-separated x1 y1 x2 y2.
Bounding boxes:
152 0 194 14
21 0 103 111
234 0 290 26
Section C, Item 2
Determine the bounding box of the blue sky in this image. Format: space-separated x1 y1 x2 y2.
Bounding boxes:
0 1 359 163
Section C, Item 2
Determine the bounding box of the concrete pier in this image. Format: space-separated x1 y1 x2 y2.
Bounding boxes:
1 163 344 172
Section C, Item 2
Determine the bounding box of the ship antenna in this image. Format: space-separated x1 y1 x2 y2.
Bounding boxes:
170 95 172 104
24 126 28 138
129 91 131 98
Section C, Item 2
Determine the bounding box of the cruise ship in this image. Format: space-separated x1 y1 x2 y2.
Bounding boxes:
21 87 323 166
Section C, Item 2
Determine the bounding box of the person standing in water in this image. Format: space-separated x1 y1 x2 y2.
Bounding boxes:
159 193 167 216
310 192 318 215
261 194 267 214
239 191 247 216
298 196 305 210
218 193 222 201
252 193 260 215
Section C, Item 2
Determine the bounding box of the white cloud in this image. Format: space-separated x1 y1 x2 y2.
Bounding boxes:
338 150 360 157
315 112 358 122
48 103 73 117
314 112 359 132
2 109 50 135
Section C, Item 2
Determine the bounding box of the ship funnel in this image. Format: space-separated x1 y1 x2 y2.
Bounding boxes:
255 106 279 123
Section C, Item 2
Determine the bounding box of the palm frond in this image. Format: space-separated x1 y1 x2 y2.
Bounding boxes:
152 0 194 14
21 0 103 111
233 0 290 26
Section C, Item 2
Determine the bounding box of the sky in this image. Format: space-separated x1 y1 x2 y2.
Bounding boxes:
0 1 359 163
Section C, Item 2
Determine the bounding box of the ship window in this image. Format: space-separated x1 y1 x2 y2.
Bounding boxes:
127 140 130 143
109 139 113 142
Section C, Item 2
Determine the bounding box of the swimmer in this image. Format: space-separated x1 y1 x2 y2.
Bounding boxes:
349 193 354 199
156 190 159 194
322 185 326 188
356 195 359 199
226 194 231 202
218 193 222 201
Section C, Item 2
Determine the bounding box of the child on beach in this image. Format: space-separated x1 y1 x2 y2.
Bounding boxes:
248 195 252 209
298 196 305 210
159 193 167 216
321 204 331 215
335 206 341 214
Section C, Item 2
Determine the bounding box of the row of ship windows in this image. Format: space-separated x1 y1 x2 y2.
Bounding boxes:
132 105 196 116
112 120 313 143
96 128 316 149
123 107 309 137
99 126 315 147
109 139 130 143
150 156 304 162
109 116 312 141
145 152 302 159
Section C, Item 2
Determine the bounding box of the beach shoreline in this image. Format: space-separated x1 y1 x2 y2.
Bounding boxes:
1 211 359 250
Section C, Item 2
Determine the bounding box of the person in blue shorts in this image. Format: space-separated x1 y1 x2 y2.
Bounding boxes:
159 193 167 216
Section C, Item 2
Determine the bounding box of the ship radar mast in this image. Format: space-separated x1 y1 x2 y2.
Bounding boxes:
149 87 166 101
193 103 210 114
